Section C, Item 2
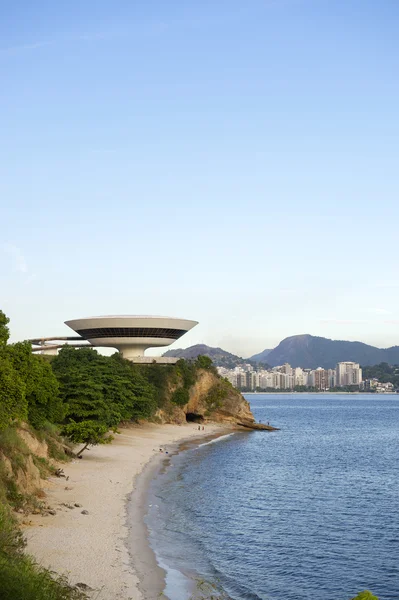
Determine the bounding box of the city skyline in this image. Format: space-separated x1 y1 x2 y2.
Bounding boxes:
218 361 373 392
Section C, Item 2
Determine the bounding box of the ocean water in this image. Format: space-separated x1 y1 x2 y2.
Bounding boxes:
146 394 399 600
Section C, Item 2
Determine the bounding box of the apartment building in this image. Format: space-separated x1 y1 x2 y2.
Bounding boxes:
336 362 362 387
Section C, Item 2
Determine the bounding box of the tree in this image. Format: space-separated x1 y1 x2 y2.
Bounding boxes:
0 310 10 346
103 354 157 421
195 355 214 370
171 387 190 406
175 359 197 387
362 363 399 388
52 347 119 426
0 355 27 430
0 311 27 430
7 342 63 429
141 363 174 408
61 420 113 457
51 347 157 427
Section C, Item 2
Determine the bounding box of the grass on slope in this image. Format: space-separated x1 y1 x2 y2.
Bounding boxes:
0 426 86 600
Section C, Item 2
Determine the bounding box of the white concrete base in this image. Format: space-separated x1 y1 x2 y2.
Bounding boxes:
126 356 179 364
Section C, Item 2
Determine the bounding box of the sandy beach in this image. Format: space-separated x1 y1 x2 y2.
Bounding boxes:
23 422 231 600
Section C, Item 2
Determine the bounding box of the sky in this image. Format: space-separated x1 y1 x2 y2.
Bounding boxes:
1 0 399 358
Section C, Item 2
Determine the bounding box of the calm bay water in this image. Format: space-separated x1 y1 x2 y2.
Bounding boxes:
146 394 399 600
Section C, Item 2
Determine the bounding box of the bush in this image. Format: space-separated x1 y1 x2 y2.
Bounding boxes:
141 364 174 408
175 359 197 388
171 387 190 407
205 382 229 412
0 356 27 431
195 355 215 371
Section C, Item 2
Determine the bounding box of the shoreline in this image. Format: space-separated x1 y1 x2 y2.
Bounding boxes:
129 430 238 600
23 422 234 599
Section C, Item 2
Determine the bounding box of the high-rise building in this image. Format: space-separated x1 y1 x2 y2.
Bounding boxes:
313 367 329 390
281 363 293 376
336 362 362 387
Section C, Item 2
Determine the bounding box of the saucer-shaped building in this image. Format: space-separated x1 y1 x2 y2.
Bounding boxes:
64 315 198 362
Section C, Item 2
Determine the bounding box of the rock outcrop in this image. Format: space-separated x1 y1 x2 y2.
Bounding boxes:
156 368 264 428
187 369 254 423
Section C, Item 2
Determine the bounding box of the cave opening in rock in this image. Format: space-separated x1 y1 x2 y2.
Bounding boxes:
185 413 204 423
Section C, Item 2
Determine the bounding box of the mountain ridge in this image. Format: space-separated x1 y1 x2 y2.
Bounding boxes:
165 336 399 370
250 334 399 369
163 344 268 369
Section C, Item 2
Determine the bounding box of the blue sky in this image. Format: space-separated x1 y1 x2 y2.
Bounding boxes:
1 0 398 357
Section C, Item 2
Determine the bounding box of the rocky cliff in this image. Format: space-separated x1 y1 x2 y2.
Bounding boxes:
156 368 257 426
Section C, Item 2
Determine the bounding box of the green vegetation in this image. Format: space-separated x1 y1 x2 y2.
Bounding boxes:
61 420 113 457
194 355 216 372
350 592 378 600
171 387 190 407
0 427 82 599
0 427 30 474
204 380 231 413
140 363 175 407
0 312 62 431
361 362 399 388
0 305 223 457
0 310 10 345
49 346 159 453
0 309 220 441
8 341 64 429
0 353 27 430
0 503 86 600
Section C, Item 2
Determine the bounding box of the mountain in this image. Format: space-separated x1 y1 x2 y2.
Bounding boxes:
250 348 272 363
163 344 265 369
250 334 399 369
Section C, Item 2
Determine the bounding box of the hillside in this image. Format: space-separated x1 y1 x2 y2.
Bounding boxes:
163 344 266 369
250 334 399 369
250 348 272 363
